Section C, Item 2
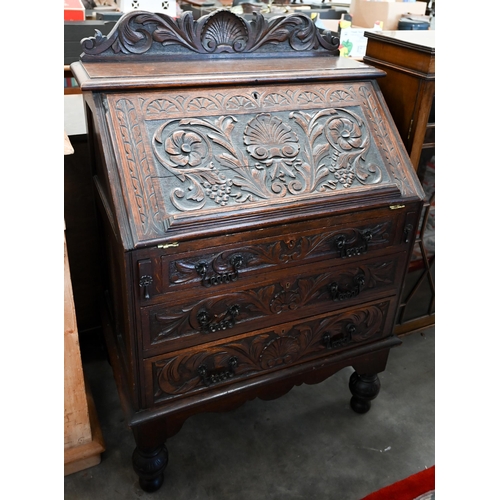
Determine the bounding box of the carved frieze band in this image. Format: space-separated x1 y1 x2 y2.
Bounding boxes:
142 87 356 119
150 258 395 343
151 301 389 401
80 10 339 60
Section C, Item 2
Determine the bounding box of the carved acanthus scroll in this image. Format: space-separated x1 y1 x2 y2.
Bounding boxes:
80 10 339 60
151 107 383 211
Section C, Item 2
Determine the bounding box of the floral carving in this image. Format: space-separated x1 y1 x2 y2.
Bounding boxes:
326 117 363 150
165 130 207 167
151 106 384 211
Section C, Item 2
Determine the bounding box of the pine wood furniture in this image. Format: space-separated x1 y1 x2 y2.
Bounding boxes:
64 134 105 476
71 10 424 492
363 30 435 335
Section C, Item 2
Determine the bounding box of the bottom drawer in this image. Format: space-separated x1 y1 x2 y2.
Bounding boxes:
145 297 397 407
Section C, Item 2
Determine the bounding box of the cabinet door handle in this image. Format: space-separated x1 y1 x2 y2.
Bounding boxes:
329 274 365 301
195 254 244 287
197 305 240 333
198 356 238 386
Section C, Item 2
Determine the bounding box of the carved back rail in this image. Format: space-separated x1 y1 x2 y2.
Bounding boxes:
80 9 340 61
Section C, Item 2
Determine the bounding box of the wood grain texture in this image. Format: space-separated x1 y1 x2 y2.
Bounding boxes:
64 234 92 450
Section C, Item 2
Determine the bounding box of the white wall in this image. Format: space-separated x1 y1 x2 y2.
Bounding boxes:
64 94 87 136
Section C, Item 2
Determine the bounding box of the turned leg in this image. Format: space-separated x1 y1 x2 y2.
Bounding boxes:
349 372 381 414
131 417 171 492
132 444 169 493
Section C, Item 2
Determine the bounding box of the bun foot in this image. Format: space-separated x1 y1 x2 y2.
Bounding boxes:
139 474 164 493
132 444 168 493
349 372 380 414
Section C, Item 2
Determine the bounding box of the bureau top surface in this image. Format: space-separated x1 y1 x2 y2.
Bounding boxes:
72 56 384 91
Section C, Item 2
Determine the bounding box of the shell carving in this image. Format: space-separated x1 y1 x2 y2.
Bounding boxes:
201 11 249 53
244 113 300 180
259 336 301 369
244 113 300 160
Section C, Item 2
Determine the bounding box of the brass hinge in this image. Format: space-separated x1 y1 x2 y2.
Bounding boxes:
389 204 406 210
157 242 179 249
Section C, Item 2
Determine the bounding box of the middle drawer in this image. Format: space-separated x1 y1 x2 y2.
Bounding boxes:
139 252 406 355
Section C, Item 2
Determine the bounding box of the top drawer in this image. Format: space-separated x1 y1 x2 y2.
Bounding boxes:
133 205 419 304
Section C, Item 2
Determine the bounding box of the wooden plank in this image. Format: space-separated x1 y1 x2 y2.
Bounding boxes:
64 234 92 450
64 380 106 475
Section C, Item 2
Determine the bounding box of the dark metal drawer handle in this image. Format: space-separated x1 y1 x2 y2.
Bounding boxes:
323 323 356 350
198 356 238 386
335 230 372 258
139 275 153 300
329 274 365 301
197 305 240 333
195 254 244 287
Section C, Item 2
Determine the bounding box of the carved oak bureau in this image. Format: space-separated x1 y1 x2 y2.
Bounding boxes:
71 9 424 492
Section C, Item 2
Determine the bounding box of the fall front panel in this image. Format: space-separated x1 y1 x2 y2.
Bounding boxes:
104 81 417 244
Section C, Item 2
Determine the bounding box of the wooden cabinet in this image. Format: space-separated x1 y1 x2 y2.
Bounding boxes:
71 10 424 492
364 30 435 336
363 30 435 172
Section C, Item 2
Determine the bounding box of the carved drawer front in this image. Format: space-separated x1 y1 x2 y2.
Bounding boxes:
133 206 416 305
144 298 396 406
140 252 406 355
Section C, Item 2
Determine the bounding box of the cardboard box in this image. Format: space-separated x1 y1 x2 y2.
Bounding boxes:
349 0 427 30
116 0 177 17
64 0 85 21
318 19 340 32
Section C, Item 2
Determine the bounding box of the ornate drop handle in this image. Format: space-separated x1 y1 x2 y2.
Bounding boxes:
197 304 240 333
198 356 239 386
329 274 365 301
334 230 372 258
323 323 356 350
139 275 153 300
195 254 244 287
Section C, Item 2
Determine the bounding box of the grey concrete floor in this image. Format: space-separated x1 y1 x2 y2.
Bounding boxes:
64 328 434 500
